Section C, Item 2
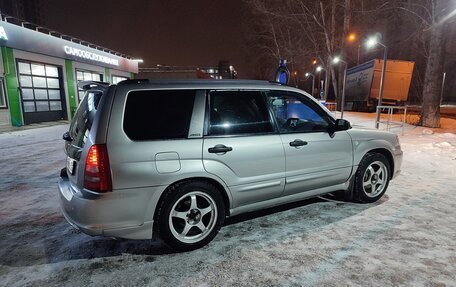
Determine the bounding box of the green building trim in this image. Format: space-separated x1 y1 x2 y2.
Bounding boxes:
105 67 111 83
65 59 77 119
1 46 22 126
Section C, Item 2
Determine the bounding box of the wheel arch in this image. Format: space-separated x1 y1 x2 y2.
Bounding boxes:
153 176 232 223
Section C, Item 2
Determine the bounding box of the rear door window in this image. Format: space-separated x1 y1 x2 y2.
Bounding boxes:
69 90 103 148
123 90 195 140
207 91 274 136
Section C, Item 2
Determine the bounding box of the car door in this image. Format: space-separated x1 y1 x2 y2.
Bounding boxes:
266 90 353 196
203 90 286 208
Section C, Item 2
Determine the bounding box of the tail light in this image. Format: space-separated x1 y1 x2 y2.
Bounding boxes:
84 144 112 192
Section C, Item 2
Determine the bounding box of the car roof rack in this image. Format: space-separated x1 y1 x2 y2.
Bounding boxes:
117 79 275 86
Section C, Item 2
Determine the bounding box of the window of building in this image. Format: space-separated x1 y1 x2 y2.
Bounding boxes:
75 69 103 101
208 91 273 136
123 90 195 140
112 75 128 84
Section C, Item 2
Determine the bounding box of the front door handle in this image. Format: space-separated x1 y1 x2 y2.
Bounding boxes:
208 144 233 154
289 139 308 147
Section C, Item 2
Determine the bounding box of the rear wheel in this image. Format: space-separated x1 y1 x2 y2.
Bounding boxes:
353 153 391 203
155 181 225 251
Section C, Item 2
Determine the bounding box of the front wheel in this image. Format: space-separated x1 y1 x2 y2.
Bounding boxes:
155 181 225 251
353 153 391 203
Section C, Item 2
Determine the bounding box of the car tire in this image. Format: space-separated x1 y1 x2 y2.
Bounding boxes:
155 181 225 252
353 152 391 203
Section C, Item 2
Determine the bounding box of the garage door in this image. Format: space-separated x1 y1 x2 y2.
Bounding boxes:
17 60 67 125
76 70 103 102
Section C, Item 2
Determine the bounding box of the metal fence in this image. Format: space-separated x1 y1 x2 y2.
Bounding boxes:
375 105 408 135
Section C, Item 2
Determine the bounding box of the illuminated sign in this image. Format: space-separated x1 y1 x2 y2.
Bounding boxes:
64 45 119 66
0 22 137 72
0 27 8 40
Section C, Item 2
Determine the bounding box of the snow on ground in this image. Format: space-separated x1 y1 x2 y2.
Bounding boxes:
0 112 455 287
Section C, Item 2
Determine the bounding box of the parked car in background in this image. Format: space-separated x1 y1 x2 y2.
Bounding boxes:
59 79 402 251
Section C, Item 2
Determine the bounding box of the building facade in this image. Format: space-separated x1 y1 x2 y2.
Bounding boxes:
0 20 138 127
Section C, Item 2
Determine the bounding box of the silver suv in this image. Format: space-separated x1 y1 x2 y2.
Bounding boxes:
59 79 402 251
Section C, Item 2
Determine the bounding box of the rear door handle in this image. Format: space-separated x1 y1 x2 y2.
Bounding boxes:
208 144 233 154
289 139 308 147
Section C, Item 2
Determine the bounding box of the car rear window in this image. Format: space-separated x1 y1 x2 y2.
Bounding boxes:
69 90 103 148
123 90 195 140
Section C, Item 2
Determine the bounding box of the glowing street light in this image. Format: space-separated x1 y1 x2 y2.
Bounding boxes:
332 56 343 64
366 36 382 49
332 56 348 119
366 34 388 129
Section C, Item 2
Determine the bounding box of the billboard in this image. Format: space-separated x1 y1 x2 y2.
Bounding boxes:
345 60 375 102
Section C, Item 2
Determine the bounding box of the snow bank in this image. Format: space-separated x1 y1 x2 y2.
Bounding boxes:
1 114 455 286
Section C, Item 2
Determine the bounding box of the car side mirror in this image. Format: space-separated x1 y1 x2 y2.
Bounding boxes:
328 119 351 136
335 119 351 131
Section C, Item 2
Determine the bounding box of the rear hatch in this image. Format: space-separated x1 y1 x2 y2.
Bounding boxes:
63 81 110 188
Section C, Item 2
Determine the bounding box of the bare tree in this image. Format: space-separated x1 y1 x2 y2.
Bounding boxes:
419 0 449 127
338 0 351 101
244 0 355 102
243 0 313 79
354 0 452 127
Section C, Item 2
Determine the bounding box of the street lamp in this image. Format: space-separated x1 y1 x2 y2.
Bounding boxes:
316 66 326 100
366 35 388 129
348 32 361 65
293 71 299 88
305 72 315 97
332 56 348 119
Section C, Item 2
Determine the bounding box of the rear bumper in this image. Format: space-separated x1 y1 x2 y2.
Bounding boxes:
58 176 161 239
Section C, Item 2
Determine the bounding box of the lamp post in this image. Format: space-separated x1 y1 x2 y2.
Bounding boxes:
348 33 362 65
332 56 348 119
316 66 325 100
305 72 315 97
366 35 388 129
293 71 299 88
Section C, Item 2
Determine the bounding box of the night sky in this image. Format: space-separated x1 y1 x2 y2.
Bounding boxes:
44 0 252 77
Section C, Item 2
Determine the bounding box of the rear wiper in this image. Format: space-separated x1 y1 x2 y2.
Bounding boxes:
62 131 73 142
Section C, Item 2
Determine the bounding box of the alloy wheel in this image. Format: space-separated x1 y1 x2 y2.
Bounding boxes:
168 191 218 244
362 160 388 198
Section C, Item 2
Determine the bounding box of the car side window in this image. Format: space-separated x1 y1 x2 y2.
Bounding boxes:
123 90 195 140
208 91 274 136
267 91 330 133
